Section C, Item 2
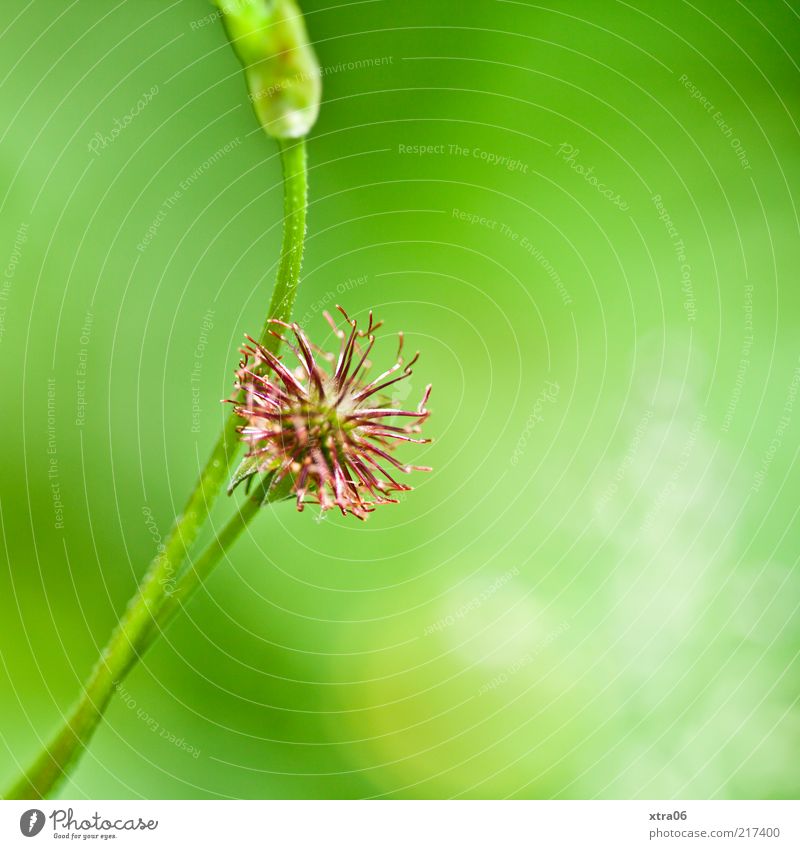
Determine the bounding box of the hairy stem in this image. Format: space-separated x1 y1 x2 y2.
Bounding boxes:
4 137 308 801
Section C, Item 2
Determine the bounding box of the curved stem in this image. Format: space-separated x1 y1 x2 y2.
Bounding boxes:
4 137 308 801
260 139 308 342
144 475 292 655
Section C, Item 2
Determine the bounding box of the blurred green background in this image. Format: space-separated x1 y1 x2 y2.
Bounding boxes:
1 0 798 799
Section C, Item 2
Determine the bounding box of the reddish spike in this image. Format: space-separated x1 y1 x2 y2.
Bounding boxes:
291 323 326 397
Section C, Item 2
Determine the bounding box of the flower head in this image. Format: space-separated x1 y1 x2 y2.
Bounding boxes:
231 307 432 519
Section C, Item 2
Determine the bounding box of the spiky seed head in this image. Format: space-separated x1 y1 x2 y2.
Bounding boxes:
230 306 432 519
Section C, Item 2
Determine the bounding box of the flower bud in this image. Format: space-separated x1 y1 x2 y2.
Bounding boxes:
217 0 321 139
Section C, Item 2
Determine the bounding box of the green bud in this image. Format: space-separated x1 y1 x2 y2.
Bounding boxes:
217 0 321 139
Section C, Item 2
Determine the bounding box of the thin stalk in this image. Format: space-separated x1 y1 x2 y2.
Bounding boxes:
143 476 292 656
4 137 308 801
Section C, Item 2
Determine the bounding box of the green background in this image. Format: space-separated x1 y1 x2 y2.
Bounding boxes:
1 0 798 799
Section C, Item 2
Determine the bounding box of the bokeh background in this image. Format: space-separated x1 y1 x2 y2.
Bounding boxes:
1 0 798 799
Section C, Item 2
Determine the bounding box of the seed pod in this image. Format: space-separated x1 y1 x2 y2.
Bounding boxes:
229 307 432 519
217 0 321 138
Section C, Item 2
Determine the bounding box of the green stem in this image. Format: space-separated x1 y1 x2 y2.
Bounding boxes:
144 475 292 655
4 137 309 801
259 139 308 344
